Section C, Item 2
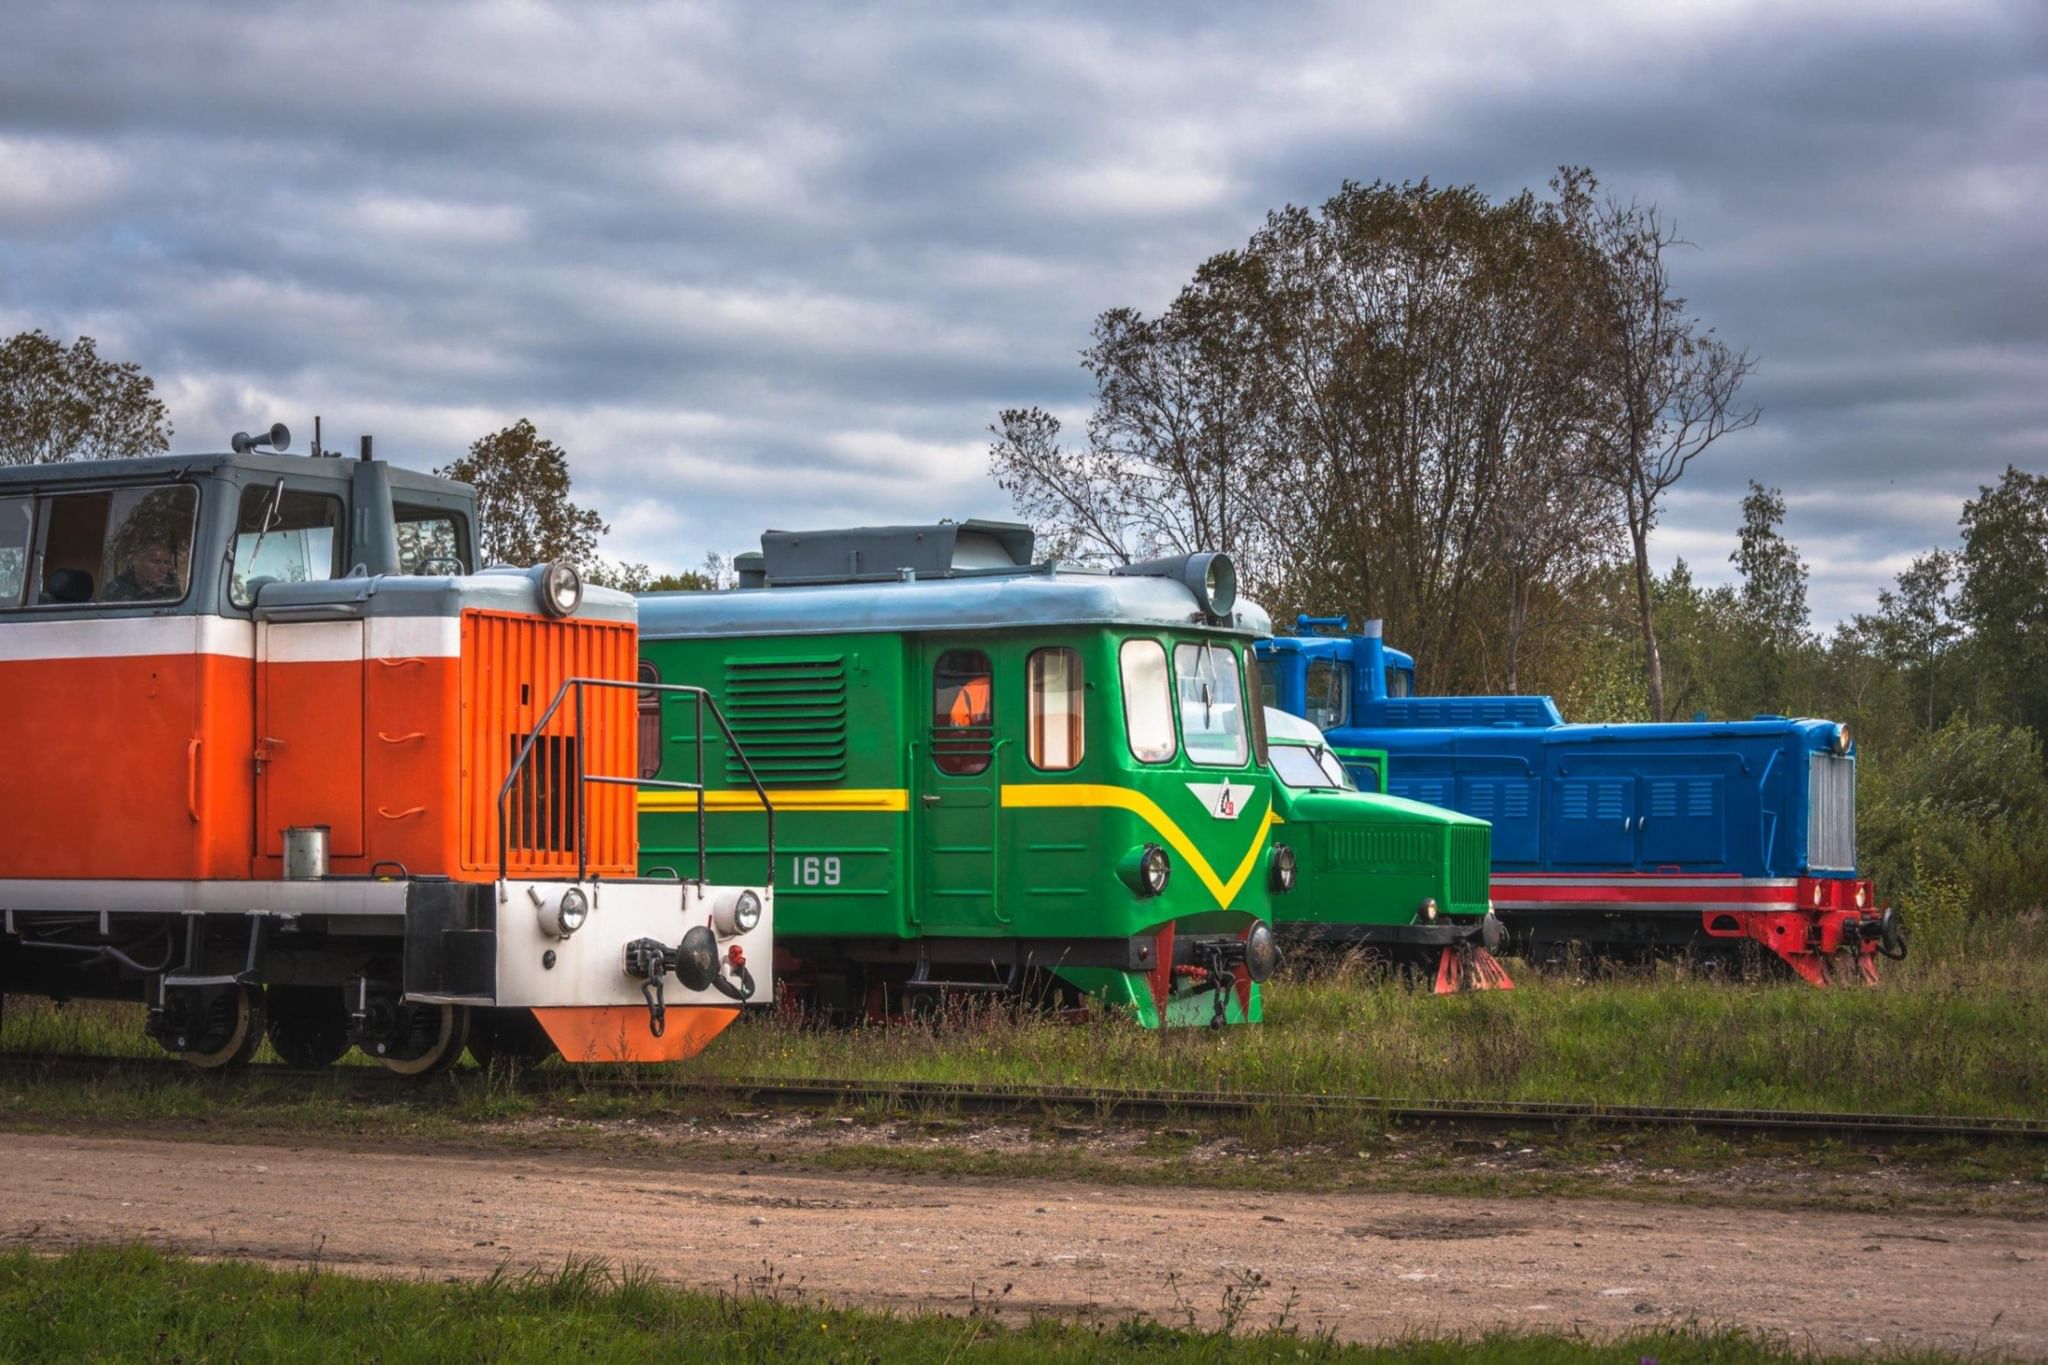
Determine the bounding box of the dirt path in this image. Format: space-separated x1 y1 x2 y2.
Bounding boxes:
2 1133 2040 1354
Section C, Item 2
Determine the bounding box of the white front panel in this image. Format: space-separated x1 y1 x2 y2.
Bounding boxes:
492 879 775 1009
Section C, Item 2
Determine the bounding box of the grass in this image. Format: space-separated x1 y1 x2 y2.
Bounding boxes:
0 1246 1998 1363
5 921 2043 1123
688 942 2045 1119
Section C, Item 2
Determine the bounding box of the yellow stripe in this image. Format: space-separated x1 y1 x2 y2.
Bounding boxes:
999 783 1280 908
639 781 1279 908
638 788 910 814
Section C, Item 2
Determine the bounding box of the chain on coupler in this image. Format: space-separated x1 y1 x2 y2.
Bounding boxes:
624 930 759 1037
1202 943 1232 1030
623 937 672 1037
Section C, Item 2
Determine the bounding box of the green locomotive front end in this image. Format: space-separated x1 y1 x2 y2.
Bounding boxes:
1264 709 1512 991
636 522 1288 1026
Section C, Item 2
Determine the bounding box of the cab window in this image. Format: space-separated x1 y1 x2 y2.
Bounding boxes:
1306 658 1347 729
1388 666 1414 699
1119 639 1176 764
396 503 470 575
1244 649 1269 766
230 484 344 607
637 661 662 780
1028 647 1084 771
1173 641 1248 766
1270 744 1356 790
7 484 198 608
0 497 31 607
932 649 993 776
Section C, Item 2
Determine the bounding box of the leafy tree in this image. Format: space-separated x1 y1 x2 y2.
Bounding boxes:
994 174 1626 690
1855 549 1961 729
437 419 607 567
1958 466 2048 733
1570 174 1759 720
586 561 714 593
0 330 172 465
1730 480 1809 646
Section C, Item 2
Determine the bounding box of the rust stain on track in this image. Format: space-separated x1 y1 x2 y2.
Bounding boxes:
1 1133 2042 1354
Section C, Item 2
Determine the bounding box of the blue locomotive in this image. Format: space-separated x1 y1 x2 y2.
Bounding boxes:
1257 618 1906 984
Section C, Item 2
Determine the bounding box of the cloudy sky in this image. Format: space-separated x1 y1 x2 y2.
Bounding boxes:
2 0 2041 626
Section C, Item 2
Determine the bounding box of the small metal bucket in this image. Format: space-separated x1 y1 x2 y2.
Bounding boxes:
283 826 330 880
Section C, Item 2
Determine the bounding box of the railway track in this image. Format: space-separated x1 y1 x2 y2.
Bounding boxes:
2 1049 2040 1145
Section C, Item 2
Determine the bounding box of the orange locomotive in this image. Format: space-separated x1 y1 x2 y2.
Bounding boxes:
0 426 772 1069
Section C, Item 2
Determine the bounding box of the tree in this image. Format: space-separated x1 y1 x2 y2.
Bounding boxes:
1574 177 1759 719
990 291 1278 571
0 330 172 465
438 419 608 567
586 561 715 593
1731 480 1809 647
1857 549 1961 729
994 175 1625 690
1958 466 2048 733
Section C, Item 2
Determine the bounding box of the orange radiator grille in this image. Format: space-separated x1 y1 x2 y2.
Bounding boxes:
460 609 638 878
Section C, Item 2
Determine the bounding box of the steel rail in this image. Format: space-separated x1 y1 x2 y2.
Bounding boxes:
0 1051 2040 1144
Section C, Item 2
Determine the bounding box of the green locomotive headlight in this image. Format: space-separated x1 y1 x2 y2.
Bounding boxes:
1244 922 1280 982
1269 842 1297 893
1118 843 1172 897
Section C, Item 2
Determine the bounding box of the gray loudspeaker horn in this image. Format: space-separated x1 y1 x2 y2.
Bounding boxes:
231 422 292 454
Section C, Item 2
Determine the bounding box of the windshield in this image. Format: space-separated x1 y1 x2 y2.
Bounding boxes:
1270 743 1355 790
1173 640 1248 766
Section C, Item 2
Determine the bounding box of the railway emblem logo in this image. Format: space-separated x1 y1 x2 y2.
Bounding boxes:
1186 781 1244 820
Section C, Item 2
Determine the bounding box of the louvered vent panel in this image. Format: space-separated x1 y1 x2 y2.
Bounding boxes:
460 609 637 878
1807 753 1857 871
722 656 848 784
1449 823 1492 906
1325 826 1434 871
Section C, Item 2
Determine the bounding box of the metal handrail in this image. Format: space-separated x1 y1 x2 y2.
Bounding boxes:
496 677 775 892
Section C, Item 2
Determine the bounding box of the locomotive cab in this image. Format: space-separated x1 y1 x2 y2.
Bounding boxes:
0 430 772 1068
1261 708 1511 992
1258 616 1903 984
638 521 1287 1027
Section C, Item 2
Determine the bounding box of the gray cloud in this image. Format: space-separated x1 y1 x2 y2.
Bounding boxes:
2 0 2042 624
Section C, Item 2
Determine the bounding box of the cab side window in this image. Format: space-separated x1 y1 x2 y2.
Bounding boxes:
100 486 199 605
1244 649 1269 766
932 649 993 776
1027 647 1084 771
1119 639 1176 764
1305 658 1347 729
4 484 197 609
0 497 33 608
230 484 344 607
395 503 471 575
1173 641 1248 766
637 661 662 780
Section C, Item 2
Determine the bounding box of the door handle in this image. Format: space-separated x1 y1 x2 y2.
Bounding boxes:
922 794 942 806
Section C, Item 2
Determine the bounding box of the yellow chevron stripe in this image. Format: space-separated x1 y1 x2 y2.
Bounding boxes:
998 783 1281 908
638 788 910 814
638 782 1279 908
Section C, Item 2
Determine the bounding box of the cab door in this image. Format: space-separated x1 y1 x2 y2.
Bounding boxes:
914 642 1002 931
256 618 366 860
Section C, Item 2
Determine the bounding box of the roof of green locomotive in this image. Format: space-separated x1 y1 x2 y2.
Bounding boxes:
638 567 1273 640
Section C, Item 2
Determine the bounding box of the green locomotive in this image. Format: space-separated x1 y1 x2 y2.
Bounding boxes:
1262 708 1512 991
635 521 1287 1026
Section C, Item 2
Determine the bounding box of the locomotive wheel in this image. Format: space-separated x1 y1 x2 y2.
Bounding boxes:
466 1008 558 1071
178 984 265 1071
264 986 352 1069
376 1003 470 1076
